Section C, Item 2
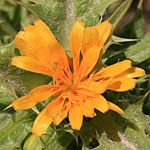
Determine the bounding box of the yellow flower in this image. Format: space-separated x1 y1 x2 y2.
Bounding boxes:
11 20 145 137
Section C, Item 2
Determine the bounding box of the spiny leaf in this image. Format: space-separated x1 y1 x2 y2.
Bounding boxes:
41 130 76 150
15 0 119 49
0 42 15 65
23 134 42 150
0 110 35 150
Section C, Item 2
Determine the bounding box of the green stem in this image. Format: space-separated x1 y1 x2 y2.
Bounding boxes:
109 0 133 32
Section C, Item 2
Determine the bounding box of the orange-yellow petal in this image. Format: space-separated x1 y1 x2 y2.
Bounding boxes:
117 67 146 78
69 21 85 58
108 77 136 91
78 81 106 94
90 95 109 113
69 21 85 76
29 85 60 102
81 21 112 57
12 85 60 110
53 104 68 125
34 20 56 41
14 33 33 56
82 27 99 56
95 20 112 47
94 60 132 80
30 20 70 69
32 111 53 137
16 22 54 68
34 20 72 81
12 96 36 110
11 56 52 76
15 20 70 75
32 96 64 136
69 104 83 130
78 99 95 118
79 46 100 77
108 101 124 114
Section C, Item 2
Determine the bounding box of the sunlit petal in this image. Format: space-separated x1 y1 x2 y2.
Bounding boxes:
30 85 60 101
79 46 100 77
69 103 83 130
94 60 132 80
108 101 124 114
12 96 36 110
53 104 69 125
14 32 33 56
108 77 136 91
82 27 98 56
12 85 60 110
96 20 112 47
32 96 64 136
78 99 95 117
11 56 52 76
15 20 70 75
78 81 106 94
90 95 109 113
117 67 146 78
69 21 85 76
32 110 53 137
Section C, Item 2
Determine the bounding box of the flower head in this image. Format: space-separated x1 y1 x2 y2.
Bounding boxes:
11 20 145 137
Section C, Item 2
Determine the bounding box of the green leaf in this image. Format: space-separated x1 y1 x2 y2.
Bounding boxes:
15 0 119 49
120 96 150 150
75 0 118 26
109 0 133 32
143 91 150 115
0 42 15 65
41 130 76 150
23 134 42 150
0 67 51 96
0 78 16 107
0 43 51 95
0 0 34 44
23 129 78 150
0 110 35 150
125 33 150 63
0 16 16 36
118 9 145 39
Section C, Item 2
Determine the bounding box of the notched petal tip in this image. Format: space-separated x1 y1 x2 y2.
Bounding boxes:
24 24 34 31
96 20 112 47
74 20 85 26
90 95 109 114
34 19 44 24
98 20 112 32
103 20 112 27
15 31 25 39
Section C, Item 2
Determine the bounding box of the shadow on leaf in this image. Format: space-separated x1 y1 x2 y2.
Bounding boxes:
79 111 138 146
